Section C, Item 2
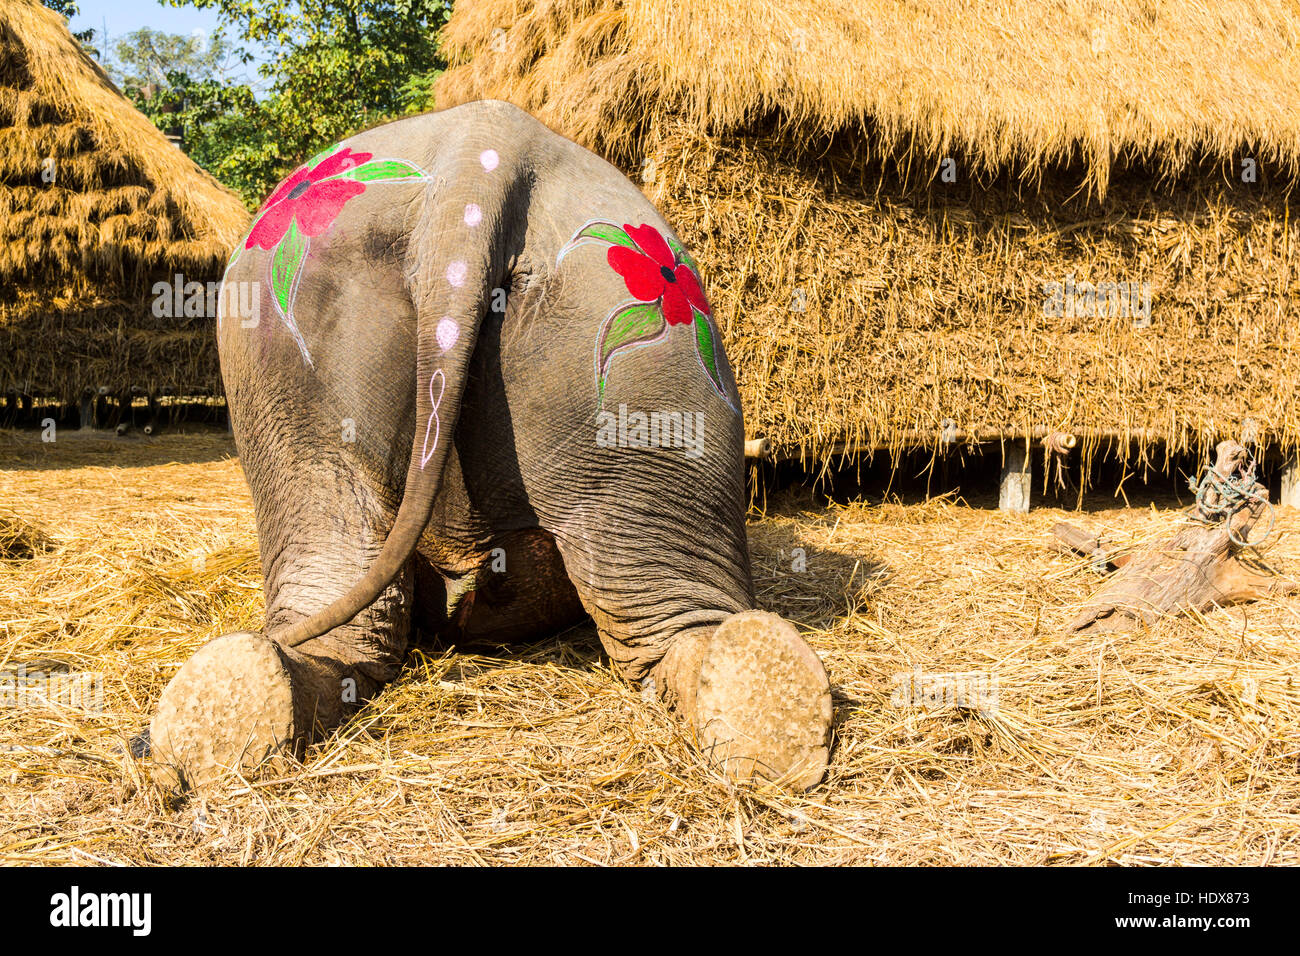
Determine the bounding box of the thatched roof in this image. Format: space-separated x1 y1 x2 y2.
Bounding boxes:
438 1 1300 472
437 0 1300 197
0 0 248 400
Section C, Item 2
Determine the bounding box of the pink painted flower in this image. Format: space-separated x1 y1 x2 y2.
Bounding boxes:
606 223 710 326
245 147 373 250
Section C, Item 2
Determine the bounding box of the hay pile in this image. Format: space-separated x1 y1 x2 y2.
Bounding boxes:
645 121 1300 472
438 0 1300 186
0 0 248 403
0 508 53 559
2 431 1298 865
436 0 1300 471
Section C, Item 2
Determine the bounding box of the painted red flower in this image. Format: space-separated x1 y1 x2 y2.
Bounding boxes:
606 223 710 326
244 147 374 250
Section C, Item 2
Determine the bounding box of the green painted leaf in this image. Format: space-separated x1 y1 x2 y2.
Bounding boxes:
577 221 638 250
667 235 699 273
305 145 335 169
341 159 428 182
693 310 726 398
595 301 667 399
557 220 639 267
271 220 308 314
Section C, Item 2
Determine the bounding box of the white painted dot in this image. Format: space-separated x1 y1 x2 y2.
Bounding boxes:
436 317 459 352
479 149 499 171
464 203 482 227
446 260 468 287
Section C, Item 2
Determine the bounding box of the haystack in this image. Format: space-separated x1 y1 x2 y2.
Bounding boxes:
435 0 1300 484
0 0 248 407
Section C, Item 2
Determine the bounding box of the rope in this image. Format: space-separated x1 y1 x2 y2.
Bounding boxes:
1041 431 1077 492
1187 456 1274 548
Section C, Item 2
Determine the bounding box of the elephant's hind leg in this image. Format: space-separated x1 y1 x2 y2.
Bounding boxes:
151 460 413 788
649 611 832 791
548 487 832 791
150 631 295 788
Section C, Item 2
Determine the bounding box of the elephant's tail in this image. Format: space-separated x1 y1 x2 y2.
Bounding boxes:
271 145 522 649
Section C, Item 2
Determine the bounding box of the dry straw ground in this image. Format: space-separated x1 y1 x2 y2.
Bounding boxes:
2 431 1298 865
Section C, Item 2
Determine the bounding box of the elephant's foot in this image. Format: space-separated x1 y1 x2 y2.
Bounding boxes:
652 610 833 790
150 632 297 789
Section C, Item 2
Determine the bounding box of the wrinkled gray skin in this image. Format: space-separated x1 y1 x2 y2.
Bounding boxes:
155 100 831 789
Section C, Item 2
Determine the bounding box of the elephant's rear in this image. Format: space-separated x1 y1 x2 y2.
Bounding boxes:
179 101 830 792
463 115 755 678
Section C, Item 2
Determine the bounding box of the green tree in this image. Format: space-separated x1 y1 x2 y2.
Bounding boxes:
126 70 271 204
41 0 96 49
110 27 233 90
163 0 453 204
105 26 272 203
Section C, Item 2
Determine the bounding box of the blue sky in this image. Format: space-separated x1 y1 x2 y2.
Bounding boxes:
70 0 225 46
68 1 269 87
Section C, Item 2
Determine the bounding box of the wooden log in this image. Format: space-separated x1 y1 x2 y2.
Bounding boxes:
999 439 1031 513
1051 522 1133 570
1052 521 1101 557
114 386 145 436
1044 431 1078 454
1067 441 1297 634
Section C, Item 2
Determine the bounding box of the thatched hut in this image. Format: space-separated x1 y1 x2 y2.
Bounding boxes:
0 0 248 421
436 0 1300 499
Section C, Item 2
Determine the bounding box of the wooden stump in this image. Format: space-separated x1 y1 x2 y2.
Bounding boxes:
1280 459 1300 508
999 439 1031 513
1054 441 1297 634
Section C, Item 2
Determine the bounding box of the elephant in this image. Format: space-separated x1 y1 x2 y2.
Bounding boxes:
149 100 833 791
